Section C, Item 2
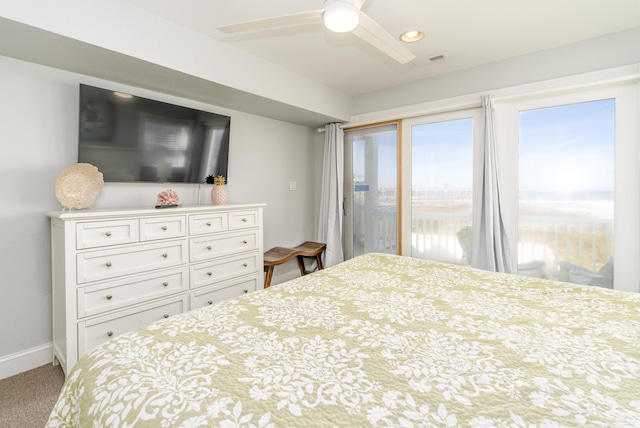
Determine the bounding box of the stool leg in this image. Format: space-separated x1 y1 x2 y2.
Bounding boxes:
264 266 274 288
296 256 306 276
316 254 324 271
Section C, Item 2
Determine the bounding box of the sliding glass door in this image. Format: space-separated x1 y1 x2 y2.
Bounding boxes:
343 123 399 260
402 109 481 264
344 82 637 291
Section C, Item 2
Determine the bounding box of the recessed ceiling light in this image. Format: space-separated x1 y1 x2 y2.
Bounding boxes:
400 30 424 43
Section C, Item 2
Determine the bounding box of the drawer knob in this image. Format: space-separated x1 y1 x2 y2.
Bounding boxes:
207 246 212 250
105 231 112 237
243 289 248 294
107 331 113 337
207 272 212 276
106 294 112 300
162 226 168 231
242 240 248 244
106 262 112 267
207 300 213 305
242 218 247 222
243 263 248 267
206 222 212 226
163 314 169 319
163 282 168 287
162 253 168 258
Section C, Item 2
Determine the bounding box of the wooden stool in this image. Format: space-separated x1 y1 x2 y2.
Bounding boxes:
292 241 326 276
263 241 326 288
263 247 298 289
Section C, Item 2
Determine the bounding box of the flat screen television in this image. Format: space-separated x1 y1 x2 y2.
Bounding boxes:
77 84 230 184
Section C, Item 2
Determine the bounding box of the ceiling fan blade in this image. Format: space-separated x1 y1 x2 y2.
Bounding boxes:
217 10 324 33
351 0 368 10
351 12 416 64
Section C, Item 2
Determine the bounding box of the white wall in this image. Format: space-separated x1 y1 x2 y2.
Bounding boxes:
0 54 319 378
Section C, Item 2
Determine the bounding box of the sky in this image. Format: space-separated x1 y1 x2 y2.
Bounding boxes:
411 118 473 190
519 99 614 193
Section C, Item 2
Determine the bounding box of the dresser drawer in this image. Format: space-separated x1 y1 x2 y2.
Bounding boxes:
190 275 258 310
76 220 138 249
77 267 188 318
140 216 186 241
229 210 259 230
190 252 259 289
77 295 187 358
77 240 187 284
189 230 258 262
189 213 228 235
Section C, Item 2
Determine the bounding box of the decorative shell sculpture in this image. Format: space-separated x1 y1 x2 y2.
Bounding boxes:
55 163 104 209
156 189 180 207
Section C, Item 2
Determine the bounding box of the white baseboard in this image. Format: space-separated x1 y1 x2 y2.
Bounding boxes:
0 343 53 380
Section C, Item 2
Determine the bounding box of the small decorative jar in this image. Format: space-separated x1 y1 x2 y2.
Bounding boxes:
210 175 227 205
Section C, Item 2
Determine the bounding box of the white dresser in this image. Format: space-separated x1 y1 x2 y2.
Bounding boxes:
47 204 264 375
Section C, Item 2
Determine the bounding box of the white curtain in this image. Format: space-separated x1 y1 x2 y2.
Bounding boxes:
471 95 513 273
317 123 345 267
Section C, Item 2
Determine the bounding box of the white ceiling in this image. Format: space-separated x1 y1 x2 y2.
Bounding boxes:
124 0 640 96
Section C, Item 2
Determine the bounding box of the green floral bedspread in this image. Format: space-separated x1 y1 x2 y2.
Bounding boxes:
47 253 640 427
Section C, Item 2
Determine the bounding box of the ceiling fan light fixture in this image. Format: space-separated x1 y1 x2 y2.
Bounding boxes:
400 30 424 43
324 0 360 33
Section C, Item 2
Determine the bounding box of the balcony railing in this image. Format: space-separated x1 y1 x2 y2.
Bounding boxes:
355 203 614 283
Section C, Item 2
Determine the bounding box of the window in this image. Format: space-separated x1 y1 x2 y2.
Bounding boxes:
402 109 481 264
518 100 614 284
494 82 638 291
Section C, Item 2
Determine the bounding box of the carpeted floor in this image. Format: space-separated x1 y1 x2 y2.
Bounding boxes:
0 364 65 427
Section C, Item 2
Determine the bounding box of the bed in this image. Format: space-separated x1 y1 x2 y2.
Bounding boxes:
46 253 640 427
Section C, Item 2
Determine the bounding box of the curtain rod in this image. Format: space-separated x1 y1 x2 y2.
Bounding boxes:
317 123 343 133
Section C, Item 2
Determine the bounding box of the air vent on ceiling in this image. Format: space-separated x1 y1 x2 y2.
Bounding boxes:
412 53 449 66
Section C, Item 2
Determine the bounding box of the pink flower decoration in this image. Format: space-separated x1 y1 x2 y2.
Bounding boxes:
156 189 180 206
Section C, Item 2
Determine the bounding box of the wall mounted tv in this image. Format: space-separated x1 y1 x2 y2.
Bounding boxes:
77 84 230 184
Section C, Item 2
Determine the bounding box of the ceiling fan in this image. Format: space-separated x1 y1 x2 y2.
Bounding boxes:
216 0 416 64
